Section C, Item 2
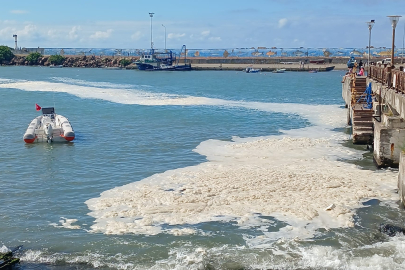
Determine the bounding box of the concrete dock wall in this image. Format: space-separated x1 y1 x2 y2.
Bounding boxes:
373 114 405 167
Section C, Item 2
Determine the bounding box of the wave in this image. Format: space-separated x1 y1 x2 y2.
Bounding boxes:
16 233 405 269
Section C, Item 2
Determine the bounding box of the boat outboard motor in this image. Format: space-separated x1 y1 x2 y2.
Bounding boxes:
45 123 53 143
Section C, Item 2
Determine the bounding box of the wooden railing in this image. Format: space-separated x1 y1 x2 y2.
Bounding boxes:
369 65 405 93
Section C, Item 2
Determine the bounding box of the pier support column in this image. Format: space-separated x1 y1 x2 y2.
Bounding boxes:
373 113 405 167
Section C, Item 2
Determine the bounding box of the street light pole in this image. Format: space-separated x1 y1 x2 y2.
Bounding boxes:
149 13 154 50
387 15 401 67
402 23 405 64
366 20 375 69
162 24 166 51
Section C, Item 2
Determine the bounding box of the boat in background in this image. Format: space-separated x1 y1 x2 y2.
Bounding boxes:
309 70 318 73
135 45 191 71
245 66 261 73
23 106 75 143
50 65 63 68
272 68 286 73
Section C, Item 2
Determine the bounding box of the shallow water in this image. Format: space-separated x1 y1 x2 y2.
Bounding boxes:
0 67 405 269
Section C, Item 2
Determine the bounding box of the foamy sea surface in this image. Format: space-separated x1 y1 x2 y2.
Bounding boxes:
0 66 404 269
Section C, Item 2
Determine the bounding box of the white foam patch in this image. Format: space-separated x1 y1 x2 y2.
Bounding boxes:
50 217 81 230
85 123 397 238
50 77 135 89
0 79 345 128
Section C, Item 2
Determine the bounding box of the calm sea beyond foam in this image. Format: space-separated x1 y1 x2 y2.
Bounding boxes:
0 66 404 270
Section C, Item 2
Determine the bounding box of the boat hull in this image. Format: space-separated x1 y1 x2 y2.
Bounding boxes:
23 114 75 143
136 63 155 70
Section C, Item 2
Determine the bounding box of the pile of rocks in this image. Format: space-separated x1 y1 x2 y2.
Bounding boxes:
4 55 138 69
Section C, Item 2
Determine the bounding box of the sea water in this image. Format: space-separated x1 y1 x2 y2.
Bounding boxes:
0 66 405 269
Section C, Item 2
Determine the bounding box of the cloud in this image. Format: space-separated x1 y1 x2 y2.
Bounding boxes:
90 29 113 39
10 10 28 14
20 24 37 36
0 26 14 36
168 33 186 39
69 26 81 40
201 30 210 37
131 31 143 40
278 18 288 28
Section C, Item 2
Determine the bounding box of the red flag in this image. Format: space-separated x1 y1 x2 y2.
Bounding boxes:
35 104 41 111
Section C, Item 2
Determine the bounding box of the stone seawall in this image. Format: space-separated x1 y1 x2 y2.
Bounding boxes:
3 55 351 70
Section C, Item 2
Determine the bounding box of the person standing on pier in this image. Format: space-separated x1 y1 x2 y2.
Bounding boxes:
358 67 364 76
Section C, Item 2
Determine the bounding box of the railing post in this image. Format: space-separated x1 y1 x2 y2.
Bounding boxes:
387 66 392 88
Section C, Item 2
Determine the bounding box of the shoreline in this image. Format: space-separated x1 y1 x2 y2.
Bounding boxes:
4 55 349 71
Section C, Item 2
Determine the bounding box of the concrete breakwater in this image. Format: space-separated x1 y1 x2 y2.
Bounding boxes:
3 55 348 70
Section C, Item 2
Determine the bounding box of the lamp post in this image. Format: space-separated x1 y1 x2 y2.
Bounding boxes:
366 20 375 68
149 12 154 50
387 15 401 67
401 22 405 64
162 24 166 51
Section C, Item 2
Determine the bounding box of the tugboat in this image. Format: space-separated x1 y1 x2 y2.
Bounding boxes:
135 45 191 71
135 49 175 70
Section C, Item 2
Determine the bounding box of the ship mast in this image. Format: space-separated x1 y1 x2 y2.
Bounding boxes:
149 13 154 50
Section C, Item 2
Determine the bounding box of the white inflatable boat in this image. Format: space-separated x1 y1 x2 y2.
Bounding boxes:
23 107 75 143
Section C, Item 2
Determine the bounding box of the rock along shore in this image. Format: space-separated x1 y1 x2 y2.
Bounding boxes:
3 55 350 71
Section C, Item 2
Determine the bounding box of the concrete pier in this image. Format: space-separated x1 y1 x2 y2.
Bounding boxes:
367 68 405 167
343 64 405 206
342 65 405 167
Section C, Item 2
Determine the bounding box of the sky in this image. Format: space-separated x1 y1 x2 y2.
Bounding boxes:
0 0 405 50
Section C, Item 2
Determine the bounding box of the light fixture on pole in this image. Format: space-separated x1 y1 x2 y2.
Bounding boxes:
366 20 375 68
387 15 401 67
162 24 166 51
149 13 154 50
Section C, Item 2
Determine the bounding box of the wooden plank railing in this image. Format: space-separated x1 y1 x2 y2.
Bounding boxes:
369 65 405 93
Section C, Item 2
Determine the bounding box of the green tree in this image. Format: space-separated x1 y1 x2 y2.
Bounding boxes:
119 58 132 67
49 54 65 65
26 52 42 65
0 46 14 63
